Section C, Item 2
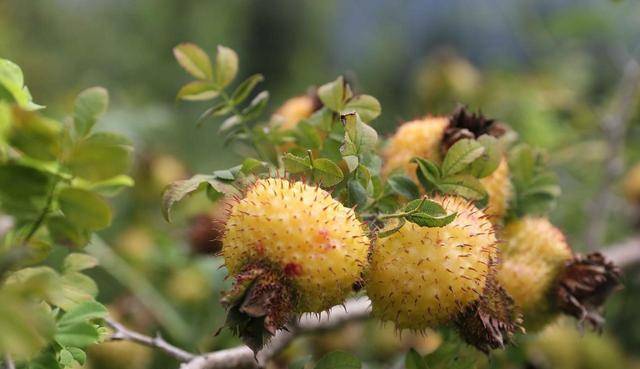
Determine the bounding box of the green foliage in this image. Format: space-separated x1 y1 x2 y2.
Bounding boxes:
314 351 361 369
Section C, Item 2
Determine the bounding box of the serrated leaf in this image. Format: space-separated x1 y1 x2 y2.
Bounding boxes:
403 198 447 216
73 87 108 137
10 109 62 161
405 349 428 369
55 322 99 348
442 138 485 176
341 112 378 156
467 135 501 178
67 347 86 366
343 94 381 122
231 74 264 104
412 157 441 192
348 179 368 208
173 43 213 80
177 81 219 101
387 175 419 199
58 348 76 367
84 174 135 196
215 45 239 88
343 155 359 173
57 301 107 328
58 188 112 231
240 158 267 175
406 211 457 227
161 174 236 222
63 254 98 272
318 76 347 112
314 351 361 369
282 153 312 173
439 174 487 201
197 101 232 126
313 158 344 187
0 58 43 110
66 132 132 181
377 217 406 238
241 91 269 120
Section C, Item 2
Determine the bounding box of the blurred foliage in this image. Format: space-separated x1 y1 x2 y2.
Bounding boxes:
1 1 640 369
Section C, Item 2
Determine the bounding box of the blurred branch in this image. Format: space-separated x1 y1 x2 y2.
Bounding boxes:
602 235 640 269
2 354 15 369
585 59 640 250
105 317 196 362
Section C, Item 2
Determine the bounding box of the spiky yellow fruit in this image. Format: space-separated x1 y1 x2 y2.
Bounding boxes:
381 116 449 179
223 178 370 312
623 163 640 204
497 217 572 330
272 95 316 130
367 196 497 329
480 157 513 223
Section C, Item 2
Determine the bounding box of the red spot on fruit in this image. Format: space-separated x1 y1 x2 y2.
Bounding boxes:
255 241 265 255
284 263 303 277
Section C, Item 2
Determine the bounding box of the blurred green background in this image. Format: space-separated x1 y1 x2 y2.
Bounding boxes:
2 0 640 368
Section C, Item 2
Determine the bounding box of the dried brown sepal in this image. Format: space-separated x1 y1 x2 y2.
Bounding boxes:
454 272 523 354
443 105 508 151
220 262 295 353
187 213 224 255
555 252 621 330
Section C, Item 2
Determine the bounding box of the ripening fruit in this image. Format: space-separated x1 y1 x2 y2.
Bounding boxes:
272 95 317 130
623 162 640 204
223 178 370 313
367 195 497 329
497 217 572 330
381 116 449 179
480 157 513 223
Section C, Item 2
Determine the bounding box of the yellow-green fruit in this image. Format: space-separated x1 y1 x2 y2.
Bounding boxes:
272 95 316 130
381 116 449 180
367 196 497 329
497 217 572 330
223 178 370 312
623 163 640 204
480 157 513 224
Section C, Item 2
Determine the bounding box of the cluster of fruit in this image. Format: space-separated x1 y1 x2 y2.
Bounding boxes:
168 44 621 355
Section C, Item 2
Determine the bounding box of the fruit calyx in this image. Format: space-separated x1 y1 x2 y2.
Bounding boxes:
555 252 621 330
443 106 508 151
454 271 523 354
221 262 295 352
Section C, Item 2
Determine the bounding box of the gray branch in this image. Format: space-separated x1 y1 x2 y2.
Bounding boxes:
105 317 196 362
585 59 640 250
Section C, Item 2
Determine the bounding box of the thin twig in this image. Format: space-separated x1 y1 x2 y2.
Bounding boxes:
602 235 640 268
585 59 640 250
3 354 15 369
105 317 196 362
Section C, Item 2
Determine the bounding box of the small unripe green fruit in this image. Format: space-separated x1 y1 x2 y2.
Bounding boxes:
367 195 497 329
381 116 449 180
223 178 370 312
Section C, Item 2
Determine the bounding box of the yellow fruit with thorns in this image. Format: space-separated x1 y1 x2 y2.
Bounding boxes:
381 116 449 179
222 178 370 348
480 157 512 223
367 195 497 329
272 95 317 130
497 217 572 330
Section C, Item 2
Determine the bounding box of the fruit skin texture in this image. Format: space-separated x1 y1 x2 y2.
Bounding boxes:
367 195 497 330
381 116 449 180
480 157 513 224
223 178 370 313
497 217 572 330
272 95 317 130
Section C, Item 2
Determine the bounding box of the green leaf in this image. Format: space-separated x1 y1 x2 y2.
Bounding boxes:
314 351 361 369
10 109 61 161
439 174 487 201
73 87 109 137
84 174 135 196
161 174 237 222
66 132 132 181
341 112 378 156
387 175 419 199
241 91 269 120
215 45 239 88
403 198 447 215
63 253 98 272
348 179 368 209
412 157 441 192
55 322 99 348
177 81 219 101
58 348 76 368
442 138 485 176
318 76 348 112
0 163 50 199
0 290 55 358
405 349 428 369
406 211 457 227
57 301 107 328
240 158 267 175
47 216 90 249
218 115 243 134
312 158 344 187
67 347 86 366
377 217 406 238
58 188 112 231
466 135 501 178
0 58 43 110
343 94 381 122
173 43 213 80
231 74 264 104
283 153 312 173
197 101 233 126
